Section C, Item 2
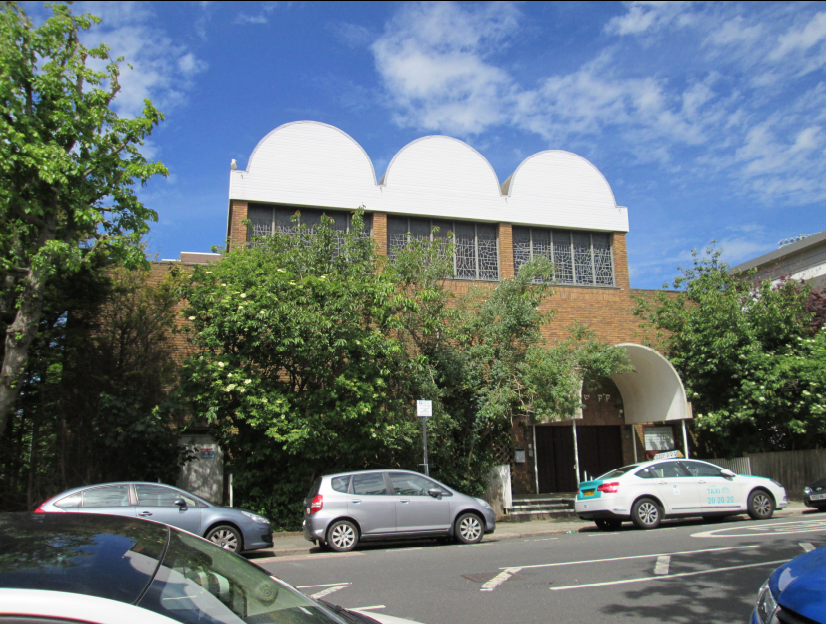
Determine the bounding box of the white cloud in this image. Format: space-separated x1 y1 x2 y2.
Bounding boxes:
234 2 279 26
369 1 826 207
67 2 209 119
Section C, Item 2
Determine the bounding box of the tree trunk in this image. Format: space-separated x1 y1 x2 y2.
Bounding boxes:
0 217 54 440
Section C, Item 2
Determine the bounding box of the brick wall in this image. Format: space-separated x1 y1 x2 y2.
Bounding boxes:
373 213 388 256
227 200 248 252
498 223 514 279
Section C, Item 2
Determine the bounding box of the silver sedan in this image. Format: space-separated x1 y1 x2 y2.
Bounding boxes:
35 481 273 553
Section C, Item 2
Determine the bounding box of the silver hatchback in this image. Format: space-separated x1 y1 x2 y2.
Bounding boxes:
302 469 496 551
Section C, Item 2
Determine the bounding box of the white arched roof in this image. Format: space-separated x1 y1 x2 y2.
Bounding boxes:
229 121 629 231
610 344 692 425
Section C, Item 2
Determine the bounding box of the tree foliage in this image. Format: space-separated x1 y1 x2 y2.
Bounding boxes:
634 246 826 457
0 2 167 436
181 213 630 529
0 264 186 511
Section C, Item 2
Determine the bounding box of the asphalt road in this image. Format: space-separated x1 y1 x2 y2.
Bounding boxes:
252 509 826 624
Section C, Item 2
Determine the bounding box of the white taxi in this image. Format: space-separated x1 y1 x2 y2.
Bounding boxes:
575 458 788 531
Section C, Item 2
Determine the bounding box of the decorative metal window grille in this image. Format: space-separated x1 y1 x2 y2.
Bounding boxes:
246 205 372 250
387 216 500 281
512 227 615 286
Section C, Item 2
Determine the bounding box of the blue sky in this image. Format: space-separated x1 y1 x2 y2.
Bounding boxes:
29 1 826 289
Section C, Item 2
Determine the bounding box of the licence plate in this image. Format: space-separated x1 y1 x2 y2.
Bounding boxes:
582 489 595 497
812 493 826 501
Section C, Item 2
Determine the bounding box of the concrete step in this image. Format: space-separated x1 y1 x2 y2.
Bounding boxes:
508 503 573 511
501 509 579 522
512 498 574 507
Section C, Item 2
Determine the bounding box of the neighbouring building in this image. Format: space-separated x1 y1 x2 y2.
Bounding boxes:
173 120 696 498
733 230 826 291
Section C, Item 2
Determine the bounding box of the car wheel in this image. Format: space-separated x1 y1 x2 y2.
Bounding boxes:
595 519 622 531
748 490 775 520
631 498 662 530
206 525 243 553
327 520 359 552
455 513 484 544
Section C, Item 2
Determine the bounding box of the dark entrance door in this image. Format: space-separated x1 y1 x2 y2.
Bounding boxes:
535 425 624 493
535 426 577 493
577 426 623 482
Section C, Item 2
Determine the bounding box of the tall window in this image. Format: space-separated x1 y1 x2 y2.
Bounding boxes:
388 216 499 281
246 204 372 245
513 227 614 286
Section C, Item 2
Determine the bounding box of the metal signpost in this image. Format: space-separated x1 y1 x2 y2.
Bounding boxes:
417 400 432 476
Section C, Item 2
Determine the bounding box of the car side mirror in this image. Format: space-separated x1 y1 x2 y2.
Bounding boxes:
720 469 736 478
174 498 187 508
428 488 442 499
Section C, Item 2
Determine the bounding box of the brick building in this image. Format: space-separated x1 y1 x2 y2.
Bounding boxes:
176 120 694 497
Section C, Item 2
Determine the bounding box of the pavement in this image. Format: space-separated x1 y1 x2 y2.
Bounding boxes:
251 501 809 559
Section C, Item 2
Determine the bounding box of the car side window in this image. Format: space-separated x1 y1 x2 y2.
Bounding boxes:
330 476 351 493
54 493 82 508
352 473 388 496
635 468 654 479
649 462 688 478
389 473 442 496
82 485 132 508
680 461 724 477
136 485 197 508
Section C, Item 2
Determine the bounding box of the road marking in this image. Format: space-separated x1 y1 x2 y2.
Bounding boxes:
550 559 787 591
800 542 815 552
297 583 351 588
255 552 364 564
480 568 521 592
352 605 386 611
692 519 826 538
310 585 348 599
654 555 671 576
500 545 758 570
532 538 558 542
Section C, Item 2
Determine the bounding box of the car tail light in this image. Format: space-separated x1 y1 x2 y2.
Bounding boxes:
597 482 619 494
310 494 323 513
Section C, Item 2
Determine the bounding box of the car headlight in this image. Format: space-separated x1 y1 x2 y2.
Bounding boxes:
755 580 778 623
804 486 812 494
241 511 270 524
475 498 492 509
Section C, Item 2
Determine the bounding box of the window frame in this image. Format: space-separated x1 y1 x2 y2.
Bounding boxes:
512 226 616 287
246 203 373 242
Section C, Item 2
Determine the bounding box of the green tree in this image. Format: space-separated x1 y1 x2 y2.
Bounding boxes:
182 214 630 527
634 246 826 457
0 2 167 438
0 263 186 510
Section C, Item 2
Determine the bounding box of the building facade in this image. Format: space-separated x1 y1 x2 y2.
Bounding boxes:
208 120 693 495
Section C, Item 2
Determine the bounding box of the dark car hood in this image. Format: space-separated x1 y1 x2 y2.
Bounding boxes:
770 545 826 622
806 477 826 492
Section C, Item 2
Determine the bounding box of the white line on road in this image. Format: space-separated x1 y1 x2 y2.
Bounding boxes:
692 519 826 539
800 542 815 552
501 545 759 571
654 555 671 576
351 606 386 611
310 585 348 599
480 568 521 592
550 559 787 591
254 552 364 564
297 583 351 589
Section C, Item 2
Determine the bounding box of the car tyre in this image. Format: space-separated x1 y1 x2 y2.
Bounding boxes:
327 520 359 552
595 519 622 531
206 525 243 553
455 513 484 544
631 498 662 530
747 489 775 520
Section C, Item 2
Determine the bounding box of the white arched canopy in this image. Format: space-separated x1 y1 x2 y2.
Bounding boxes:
610 343 692 425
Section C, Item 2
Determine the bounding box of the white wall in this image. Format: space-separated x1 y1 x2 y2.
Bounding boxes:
229 121 629 233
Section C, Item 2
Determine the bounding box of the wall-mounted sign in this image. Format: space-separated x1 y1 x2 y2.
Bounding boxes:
514 448 526 464
644 427 675 451
199 447 215 460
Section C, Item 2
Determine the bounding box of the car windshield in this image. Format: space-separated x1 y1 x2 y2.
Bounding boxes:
597 466 638 479
138 528 343 624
